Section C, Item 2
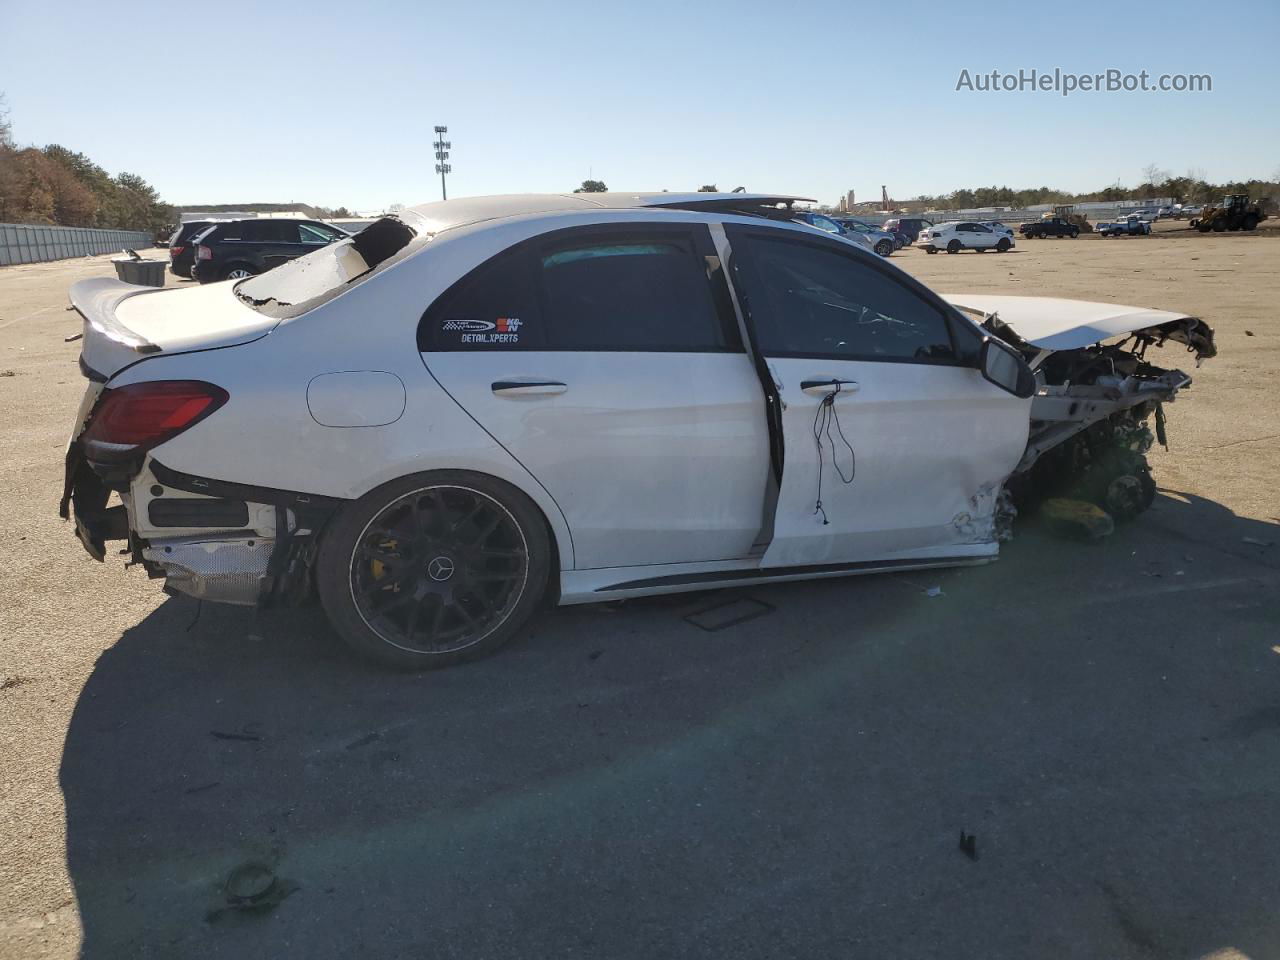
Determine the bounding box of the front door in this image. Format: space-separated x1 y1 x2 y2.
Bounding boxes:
420 222 770 570
724 225 1031 568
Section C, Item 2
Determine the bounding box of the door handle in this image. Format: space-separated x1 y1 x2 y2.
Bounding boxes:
800 378 859 396
491 379 568 397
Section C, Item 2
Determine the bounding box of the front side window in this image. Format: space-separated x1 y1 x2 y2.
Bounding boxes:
731 232 958 363
805 214 843 235
300 223 338 244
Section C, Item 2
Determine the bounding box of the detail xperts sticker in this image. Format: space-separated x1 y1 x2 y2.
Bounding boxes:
442 317 522 344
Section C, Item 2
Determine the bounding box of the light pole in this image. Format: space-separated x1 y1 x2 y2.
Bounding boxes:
433 125 452 201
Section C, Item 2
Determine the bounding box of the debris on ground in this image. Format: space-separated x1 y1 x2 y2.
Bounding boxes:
0 370 16 377
684 596 775 631
958 831 978 860
1245 330 1255 336
205 861 298 923
1 675 35 691
1041 498 1115 540
210 730 263 742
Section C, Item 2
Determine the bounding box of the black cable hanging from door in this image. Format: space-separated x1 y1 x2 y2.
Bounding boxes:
812 384 856 525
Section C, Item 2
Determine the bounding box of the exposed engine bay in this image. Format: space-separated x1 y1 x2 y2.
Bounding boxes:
946 294 1217 522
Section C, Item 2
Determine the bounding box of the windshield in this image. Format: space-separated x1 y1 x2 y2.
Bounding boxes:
236 216 421 318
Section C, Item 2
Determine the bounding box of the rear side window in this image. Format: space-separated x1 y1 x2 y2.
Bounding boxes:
537 236 727 351
421 227 733 353
240 220 298 243
419 247 545 351
731 232 959 363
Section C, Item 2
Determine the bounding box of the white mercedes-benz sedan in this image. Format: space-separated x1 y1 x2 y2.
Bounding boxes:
61 193 1215 668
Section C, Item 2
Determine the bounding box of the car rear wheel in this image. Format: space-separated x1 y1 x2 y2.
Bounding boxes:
946 240 961 254
222 264 257 280
317 471 551 669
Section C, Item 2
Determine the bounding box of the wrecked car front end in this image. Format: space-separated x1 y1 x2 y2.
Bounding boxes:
945 294 1216 520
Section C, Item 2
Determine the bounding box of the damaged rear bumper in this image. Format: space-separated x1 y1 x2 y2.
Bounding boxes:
61 445 344 606
143 536 275 605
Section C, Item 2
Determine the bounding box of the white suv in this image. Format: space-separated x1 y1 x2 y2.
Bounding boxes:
920 221 1013 254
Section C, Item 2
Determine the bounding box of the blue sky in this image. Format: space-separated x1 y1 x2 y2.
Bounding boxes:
3 0 1277 211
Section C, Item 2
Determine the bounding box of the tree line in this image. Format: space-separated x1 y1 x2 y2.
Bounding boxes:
908 165 1280 211
0 94 175 234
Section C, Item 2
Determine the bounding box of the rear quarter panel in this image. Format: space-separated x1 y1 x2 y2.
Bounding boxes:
108 247 578 567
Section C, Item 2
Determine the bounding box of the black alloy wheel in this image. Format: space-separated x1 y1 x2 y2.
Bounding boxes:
318 472 550 669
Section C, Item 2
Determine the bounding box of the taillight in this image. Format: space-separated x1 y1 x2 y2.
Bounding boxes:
196 245 213 260
170 245 185 258
81 381 228 460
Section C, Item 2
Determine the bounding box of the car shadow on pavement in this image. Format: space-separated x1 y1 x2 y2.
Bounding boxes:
60 493 1280 959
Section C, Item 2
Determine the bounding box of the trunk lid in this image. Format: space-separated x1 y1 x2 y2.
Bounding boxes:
71 277 278 380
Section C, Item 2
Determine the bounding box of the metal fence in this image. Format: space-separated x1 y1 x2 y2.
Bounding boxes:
0 223 156 266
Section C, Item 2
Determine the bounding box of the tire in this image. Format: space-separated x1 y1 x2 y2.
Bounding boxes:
925 247 937 254
946 240 961 254
221 263 258 281
874 239 893 257
1244 215 1259 231
996 237 1011 252
317 471 552 669
1071 228 1079 238
1211 217 1227 233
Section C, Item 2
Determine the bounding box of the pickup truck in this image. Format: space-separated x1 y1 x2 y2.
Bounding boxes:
1098 216 1152 237
1019 217 1080 239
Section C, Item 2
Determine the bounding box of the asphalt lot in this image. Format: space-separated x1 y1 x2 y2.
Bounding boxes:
1 230 1278 960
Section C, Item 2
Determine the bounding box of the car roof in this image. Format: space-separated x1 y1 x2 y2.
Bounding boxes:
405 193 815 233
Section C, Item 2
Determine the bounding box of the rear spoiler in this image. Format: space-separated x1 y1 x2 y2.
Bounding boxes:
68 277 164 354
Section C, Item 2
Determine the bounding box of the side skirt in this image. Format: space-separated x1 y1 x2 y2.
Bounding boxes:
558 553 996 606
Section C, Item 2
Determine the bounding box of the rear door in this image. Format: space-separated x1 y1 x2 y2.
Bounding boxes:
724 226 1030 567
419 221 771 570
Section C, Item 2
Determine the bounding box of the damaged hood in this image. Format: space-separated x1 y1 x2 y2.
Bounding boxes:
942 294 1216 359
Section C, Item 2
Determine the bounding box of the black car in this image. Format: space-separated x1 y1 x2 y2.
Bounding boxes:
1020 217 1080 239
166 220 218 279
881 217 934 243
191 218 349 283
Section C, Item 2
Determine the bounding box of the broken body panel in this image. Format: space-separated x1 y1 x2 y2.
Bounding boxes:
944 293 1215 515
